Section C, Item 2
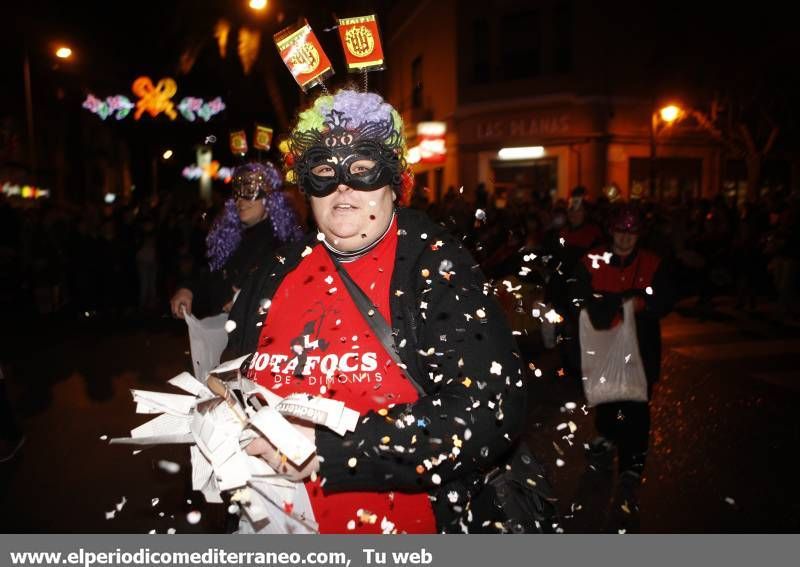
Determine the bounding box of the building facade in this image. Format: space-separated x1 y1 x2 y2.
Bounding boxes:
383 0 730 206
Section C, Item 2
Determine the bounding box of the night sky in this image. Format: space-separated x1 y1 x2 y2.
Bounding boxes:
3 0 393 196
2 0 797 199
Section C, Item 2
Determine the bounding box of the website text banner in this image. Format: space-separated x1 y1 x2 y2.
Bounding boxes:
1 535 793 567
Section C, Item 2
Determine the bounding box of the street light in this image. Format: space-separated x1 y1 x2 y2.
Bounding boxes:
248 0 267 10
55 46 72 59
659 105 682 124
23 42 74 186
650 103 684 198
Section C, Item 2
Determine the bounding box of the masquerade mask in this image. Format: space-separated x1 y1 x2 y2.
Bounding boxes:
289 100 405 198
232 163 281 201
299 139 400 197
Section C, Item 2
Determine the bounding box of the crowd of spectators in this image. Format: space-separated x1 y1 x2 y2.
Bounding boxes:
1 183 798 327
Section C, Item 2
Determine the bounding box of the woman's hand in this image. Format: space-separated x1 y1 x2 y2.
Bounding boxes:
170 288 194 318
222 286 241 313
245 421 319 482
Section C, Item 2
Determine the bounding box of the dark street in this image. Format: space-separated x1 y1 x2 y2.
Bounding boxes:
1 299 798 533
1 1 799 540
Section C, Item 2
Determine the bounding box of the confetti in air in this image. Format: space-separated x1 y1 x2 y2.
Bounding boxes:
544 309 563 323
587 251 613 269
157 460 181 474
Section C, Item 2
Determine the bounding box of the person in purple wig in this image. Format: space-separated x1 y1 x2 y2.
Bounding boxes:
170 161 302 318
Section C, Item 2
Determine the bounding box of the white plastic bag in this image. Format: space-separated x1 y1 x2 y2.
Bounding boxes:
579 299 648 406
184 310 229 383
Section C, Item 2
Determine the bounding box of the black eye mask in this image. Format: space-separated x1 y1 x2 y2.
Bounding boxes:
289 109 406 198
297 140 400 197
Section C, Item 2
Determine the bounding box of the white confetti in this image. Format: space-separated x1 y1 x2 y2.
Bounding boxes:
224 320 237 333
588 251 613 269
186 510 202 524
544 309 563 323
324 275 334 285
157 460 181 474
420 233 428 240
448 491 459 503
431 473 442 485
115 496 127 512
724 497 736 506
167 528 177 535
151 498 159 507
316 232 325 241
148 529 156 534
380 516 396 534
99 435 108 441
348 457 358 468
438 259 454 274
347 520 356 530
556 459 565 467
475 209 486 221
565 402 577 410
490 361 502 375
625 353 632 363
645 286 653 295
301 246 314 257
476 308 486 319
534 368 543 378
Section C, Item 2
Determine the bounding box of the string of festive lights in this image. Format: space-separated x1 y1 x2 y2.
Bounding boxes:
82 95 134 120
178 97 227 122
182 163 233 181
82 76 226 122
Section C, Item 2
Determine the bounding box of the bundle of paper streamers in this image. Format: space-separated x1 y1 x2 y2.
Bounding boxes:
109 354 359 534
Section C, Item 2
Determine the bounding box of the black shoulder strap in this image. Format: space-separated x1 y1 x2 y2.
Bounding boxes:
327 252 426 397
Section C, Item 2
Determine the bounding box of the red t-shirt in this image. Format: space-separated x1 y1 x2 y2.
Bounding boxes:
249 219 436 534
